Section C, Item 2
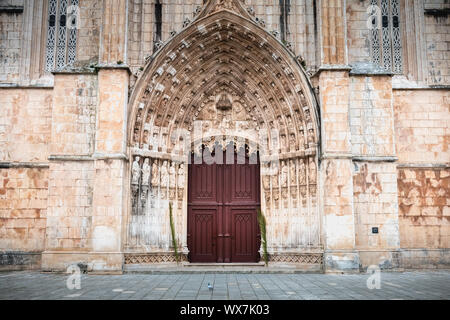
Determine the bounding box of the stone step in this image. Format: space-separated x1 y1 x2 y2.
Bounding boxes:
124 262 323 274
185 262 266 267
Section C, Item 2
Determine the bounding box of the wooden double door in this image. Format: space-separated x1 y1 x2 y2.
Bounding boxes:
188 149 261 263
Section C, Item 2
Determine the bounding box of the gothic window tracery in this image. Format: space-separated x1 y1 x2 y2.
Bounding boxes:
370 0 402 73
45 0 79 72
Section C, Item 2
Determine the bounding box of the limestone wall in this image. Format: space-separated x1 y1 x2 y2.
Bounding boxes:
0 88 52 162
0 4 22 83
0 86 52 269
0 168 48 252
346 0 371 65
394 88 449 266
76 0 102 64
424 7 450 85
50 74 97 156
398 167 449 249
349 76 395 157
394 90 449 164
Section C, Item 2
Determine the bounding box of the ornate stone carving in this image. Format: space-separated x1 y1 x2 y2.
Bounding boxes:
262 171 270 190
271 163 279 189
142 158 150 186
131 156 141 185
290 160 296 186
216 0 237 11
125 253 188 264
178 164 185 189
131 184 139 215
299 159 306 185
309 157 317 184
280 161 288 187
126 2 322 254
151 160 159 187
169 162 176 188
160 161 169 188
269 253 323 265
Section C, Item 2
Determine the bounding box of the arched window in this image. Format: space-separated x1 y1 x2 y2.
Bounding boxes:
369 0 402 73
45 0 79 72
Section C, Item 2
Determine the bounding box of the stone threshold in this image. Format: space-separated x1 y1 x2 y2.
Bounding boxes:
186 262 266 267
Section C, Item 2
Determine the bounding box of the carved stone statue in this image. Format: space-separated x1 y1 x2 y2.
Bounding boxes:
309 157 317 184
290 133 297 152
131 156 141 185
169 162 176 188
142 158 150 186
299 159 306 185
290 160 296 185
160 161 169 188
178 164 185 188
151 160 159 186
280 161 288 187
299 128 305 150
307 128 315 145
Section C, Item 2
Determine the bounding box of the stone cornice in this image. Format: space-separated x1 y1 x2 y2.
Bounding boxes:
95 64 132 75
0 162 49 169
0 5 23 13
397 163 450 169
48 155 94 162
393 85 450 90
321 154 398 162
0 84 53 89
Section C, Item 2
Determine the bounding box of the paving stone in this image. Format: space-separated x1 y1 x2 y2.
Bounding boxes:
0 271 449 300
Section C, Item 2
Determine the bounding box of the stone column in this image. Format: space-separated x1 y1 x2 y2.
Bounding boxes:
88 0 129 273
99 0 128 65
316 0 359 273
89 68 129 273
318 0 347 66
349 73 400 271
319 70 359 273
42 72 98 271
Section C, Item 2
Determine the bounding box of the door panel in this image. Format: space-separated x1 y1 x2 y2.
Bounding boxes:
231 209 258 262
189 161 217 204
188 148 260 263
188 207 217 263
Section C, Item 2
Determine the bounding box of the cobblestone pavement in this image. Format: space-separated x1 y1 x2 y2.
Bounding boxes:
0 271 449 300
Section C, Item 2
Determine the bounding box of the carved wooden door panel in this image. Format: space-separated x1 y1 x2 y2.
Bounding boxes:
188 148 260 263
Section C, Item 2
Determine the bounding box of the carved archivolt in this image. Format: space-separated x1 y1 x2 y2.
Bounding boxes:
128 1 320 160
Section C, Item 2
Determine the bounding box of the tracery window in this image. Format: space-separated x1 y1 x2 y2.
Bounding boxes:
45 0 79 72
369 0 402 73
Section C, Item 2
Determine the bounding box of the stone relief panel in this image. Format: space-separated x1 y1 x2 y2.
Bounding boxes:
128 156 186 252
261 155 319 251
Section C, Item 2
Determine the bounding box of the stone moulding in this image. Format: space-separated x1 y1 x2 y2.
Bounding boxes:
124 252 323 266
0 5 24 14
0 162 49 169
268 252 324 265
0 251 42 271
124 253 188 264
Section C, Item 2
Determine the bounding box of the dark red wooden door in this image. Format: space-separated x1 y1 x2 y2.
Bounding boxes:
188 147 260 263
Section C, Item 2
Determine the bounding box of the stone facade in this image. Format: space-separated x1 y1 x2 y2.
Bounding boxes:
0 0 448 273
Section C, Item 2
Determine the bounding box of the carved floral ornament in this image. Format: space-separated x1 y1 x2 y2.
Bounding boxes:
128 0 320 160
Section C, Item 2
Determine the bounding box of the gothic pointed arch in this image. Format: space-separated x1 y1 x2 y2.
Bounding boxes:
126 0 322 254
128 0 320 155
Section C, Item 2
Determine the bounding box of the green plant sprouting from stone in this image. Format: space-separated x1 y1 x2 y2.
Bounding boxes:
169 202 179 264
257 209 268 266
